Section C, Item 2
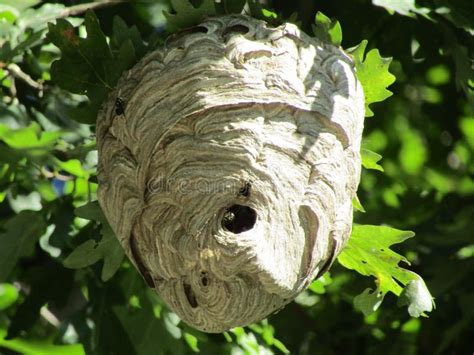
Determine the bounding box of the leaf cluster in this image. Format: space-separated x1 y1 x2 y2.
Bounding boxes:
1 0 474 354
47 11 147 124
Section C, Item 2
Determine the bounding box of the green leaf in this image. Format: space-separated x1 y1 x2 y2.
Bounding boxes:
308 273 332 294
0 5 19 24
372 0 430 17
0 328 85 355
48 14 110 96
436 1 474 35
0 211 47 282
0 283 19 310
65 101 101 125
183 333 199 352
113 291 187 354
460 116 474 149
64 201 123 281
3 30 45 62
164 0 216 31
338 224 415 295
450 42 474 112
399 130 427 175
0 0 40 12
352 195 366 213
17 3 67 32
113 39 137 81
426 64 451 86
338 224 433 316
48 12 149 125
312 12 342 46
397 278 435 317
74 200 105 223
353 287 384 316
361 148 384 171
286 12 302 27
0 3 66 62
55 159 89 178
248 320 290 354
112 16 146 59
348 40 396 117
247 0 280 24
0 123 60 150
47 200 75 249
48 11 135 124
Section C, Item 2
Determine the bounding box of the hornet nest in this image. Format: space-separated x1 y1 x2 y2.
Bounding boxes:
97 14 364 332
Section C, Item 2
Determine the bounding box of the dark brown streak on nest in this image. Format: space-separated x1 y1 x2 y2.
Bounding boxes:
183 282 198 308
130 232 155 288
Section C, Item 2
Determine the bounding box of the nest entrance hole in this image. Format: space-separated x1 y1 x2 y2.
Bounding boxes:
222 204 257 234
200 271 209 287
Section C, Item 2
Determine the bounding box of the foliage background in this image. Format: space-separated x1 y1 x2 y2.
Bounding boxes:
0 0 473 354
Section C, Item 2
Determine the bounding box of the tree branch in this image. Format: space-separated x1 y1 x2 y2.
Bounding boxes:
57 0 127 19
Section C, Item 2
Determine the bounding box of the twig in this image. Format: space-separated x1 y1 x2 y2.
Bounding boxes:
6 63 43 93
40 306 61 328
57 0 128 19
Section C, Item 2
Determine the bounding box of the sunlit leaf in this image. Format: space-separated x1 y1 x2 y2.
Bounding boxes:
309 273 332 294
399 130 427 175
247 0 280 24
0 328 85 355
352 195 366 213
354 287 384 316
17 3 66 31
0 283 19 310
460 116 474 149
0 123 60 150
0 0 40 12
312 12 342 46
398 278 435 317
0 5 19 23
372 0 430 17
361 148 384 171
426 64 451 86
183 333 199 352
338 224 415 295
348 40 396 117
55 159 89 178
338 225 433 317
8 191 42 213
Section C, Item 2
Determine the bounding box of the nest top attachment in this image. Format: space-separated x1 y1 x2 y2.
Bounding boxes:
97 14 364 332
